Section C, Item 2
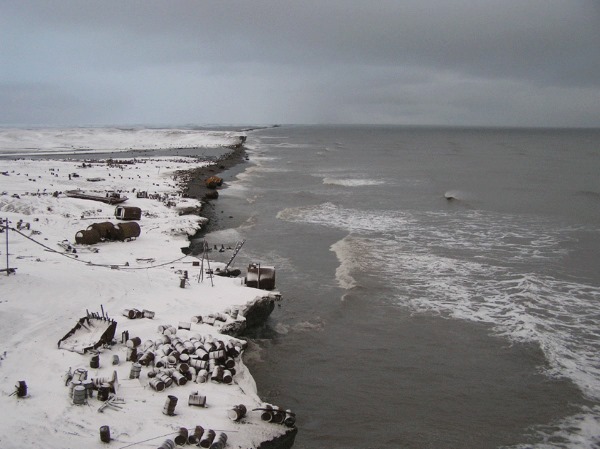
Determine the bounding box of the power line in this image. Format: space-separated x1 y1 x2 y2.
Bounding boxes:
1 223 193 271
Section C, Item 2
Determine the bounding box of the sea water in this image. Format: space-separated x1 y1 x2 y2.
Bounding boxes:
204 125 600 449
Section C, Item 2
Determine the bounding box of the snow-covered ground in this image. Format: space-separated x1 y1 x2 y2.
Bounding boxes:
0 127 244 156
0 129 291 448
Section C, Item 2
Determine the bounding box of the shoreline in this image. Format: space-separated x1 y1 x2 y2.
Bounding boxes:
179 140 300 449
179 143 249 239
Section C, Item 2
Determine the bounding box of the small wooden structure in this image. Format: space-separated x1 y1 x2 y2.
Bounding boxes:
245 263 276 290
115 206 142 220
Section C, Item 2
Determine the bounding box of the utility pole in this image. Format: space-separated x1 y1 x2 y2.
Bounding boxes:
4 218 9 276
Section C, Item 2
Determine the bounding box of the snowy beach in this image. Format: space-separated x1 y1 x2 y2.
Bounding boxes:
0 128 296 448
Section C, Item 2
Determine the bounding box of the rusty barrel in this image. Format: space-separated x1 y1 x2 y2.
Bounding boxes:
198 429 215 448
227 404 247 421
260 404 274 422
99 425 111 443
209 432 227 449
162 395 178 416
113 221 141 241
173 427 189 446
157 439 175 449
97 383 111 401
195 369 208 384
90 354 100 369
284 409 296 427
72 385 86 404
75 228 101 245
129 363 142 379
188 426 204 445
126 337 142 348
171 371 187 386
15 381 27 397
188 393 206 407
137 350 155 366
149 378 165 392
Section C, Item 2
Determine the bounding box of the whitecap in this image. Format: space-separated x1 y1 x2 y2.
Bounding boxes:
323 177 385 187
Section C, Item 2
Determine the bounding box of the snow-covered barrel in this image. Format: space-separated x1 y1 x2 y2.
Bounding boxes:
75 228 101 245
86 221 116 240
113 222 141 241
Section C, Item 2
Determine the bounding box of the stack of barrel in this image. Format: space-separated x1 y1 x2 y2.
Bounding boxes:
157 425 227 448
259 404 297 428
123 325 245 392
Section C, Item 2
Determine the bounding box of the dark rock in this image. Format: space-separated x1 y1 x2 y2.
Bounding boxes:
257 428 297 449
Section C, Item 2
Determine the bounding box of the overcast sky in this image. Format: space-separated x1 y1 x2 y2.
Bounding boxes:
2 1 599 127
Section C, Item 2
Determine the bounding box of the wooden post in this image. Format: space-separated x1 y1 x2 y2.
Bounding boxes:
5 218 8 276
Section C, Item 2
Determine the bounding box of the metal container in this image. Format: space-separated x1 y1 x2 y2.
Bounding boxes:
126 337 142 348
99 425 111 443
195 369 208 383
260 404 273 422
171 371 187 386
69 380 82 398
126 347 138 362
228 404 246 421
195 348 209 360
209 432 228 449
157 439 175 449
72 385 87 404
189 426 204 445
123 309 136 319
284 409 296 427
97 383 111 401
210 366 223 383
188 393 206 407
162 395 178 416
82 379 94 398
90 354 100 369
73 368 88 381
174 427 189 446
75 228 101 245
137 350 155 366
198 429 215 448
129 363 142 379
149 378 165 392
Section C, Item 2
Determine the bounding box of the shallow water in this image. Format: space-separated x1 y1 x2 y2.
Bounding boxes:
204 125 600 448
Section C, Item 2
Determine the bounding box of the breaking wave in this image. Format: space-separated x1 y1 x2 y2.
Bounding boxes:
323 177 386 187
283 202 600 410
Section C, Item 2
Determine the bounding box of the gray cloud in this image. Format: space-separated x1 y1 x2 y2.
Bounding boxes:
2 1 599 126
